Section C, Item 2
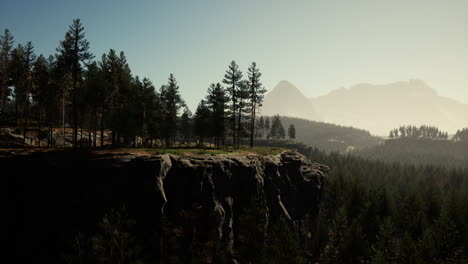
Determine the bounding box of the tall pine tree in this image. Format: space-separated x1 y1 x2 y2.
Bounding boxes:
247 62 266 147
222 61 242 147
57 19 93 149
0 29 14 113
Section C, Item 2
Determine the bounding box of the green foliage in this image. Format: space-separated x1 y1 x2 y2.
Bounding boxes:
91 206 143 264
287 123 296 140
223 60 243 147
0 28 14 113
268 114 285 140
259 217 307 264
390 125 448 140
357 137 468 169
247 61 266 147
453 128 468 142
310 147 468 263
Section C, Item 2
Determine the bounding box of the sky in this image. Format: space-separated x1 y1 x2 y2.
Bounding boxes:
1 0 467 111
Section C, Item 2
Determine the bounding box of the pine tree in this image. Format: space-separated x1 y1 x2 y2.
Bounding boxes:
247 62 266 147
265 116 270 139
222 61 242 147
179 106 192 144
91 206 142 264
32 54 50 147
287 124 296 141
0 29 14 113
269 115 285 140
10 44 26 125
193 99 211 147
160 74 184 147
22 41 35 141
258 116 264 138
206 83 228 148
236 80 250 147
57 18 93 149
278 123 285 139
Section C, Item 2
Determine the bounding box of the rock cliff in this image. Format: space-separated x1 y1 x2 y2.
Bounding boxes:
5 150 328 263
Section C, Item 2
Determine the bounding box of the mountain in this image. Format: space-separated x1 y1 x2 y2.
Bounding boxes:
261 80 322 121
312 80 468 135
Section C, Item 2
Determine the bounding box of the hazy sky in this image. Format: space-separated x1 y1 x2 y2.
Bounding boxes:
1 0 467 111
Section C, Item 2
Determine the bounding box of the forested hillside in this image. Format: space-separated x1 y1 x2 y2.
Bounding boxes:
355 126 468 169
275 116 382 152
309 147 468 263
356 138 468 169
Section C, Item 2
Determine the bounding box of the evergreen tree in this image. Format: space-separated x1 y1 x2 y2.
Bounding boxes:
22 41 35 141
278 123 285 139
287 124 296 141
246 62 266 147
206 83 228 147
83 61 106 147
269 115 285 140
193 99 211 146
91 206 142 264
10 44 26 125
265 116 270 139
32 54 50 147
236 79 250 147
0 29 14 113
222 61 242 147
179 106 192 144
57 18 93 149
160 74 184 147
258 116 264 138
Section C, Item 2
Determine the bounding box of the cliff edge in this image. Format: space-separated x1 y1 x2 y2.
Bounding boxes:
6 150 328 263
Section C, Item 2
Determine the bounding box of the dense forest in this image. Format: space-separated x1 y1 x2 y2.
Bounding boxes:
309 147 468 263
0 20 270 149
357 126 468 169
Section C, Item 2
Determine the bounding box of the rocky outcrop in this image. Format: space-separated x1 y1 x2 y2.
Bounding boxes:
5 150 327 263
144 151 328 263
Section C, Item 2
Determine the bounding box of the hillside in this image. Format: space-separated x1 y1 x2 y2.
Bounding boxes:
275 116 382 152
355 138 468 169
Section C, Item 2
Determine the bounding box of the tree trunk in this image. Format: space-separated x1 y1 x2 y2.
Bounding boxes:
237 108 242 148
249 104 256 148
100 113 104 147
38 109 41 148
72 69 78 150
62 92 66 148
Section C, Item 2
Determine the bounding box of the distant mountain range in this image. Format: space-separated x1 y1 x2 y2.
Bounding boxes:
261 79 468 135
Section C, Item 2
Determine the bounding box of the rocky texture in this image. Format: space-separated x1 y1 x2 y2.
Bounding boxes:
150 151 328 263
5 150 327 263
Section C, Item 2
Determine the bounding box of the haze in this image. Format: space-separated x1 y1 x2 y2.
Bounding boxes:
1 0 467 110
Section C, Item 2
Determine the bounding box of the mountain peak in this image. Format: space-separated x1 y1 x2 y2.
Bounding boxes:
271 80 305 96
261 80 322 121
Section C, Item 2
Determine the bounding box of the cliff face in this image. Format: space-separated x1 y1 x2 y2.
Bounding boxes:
150 151 328 263
5 150 327 263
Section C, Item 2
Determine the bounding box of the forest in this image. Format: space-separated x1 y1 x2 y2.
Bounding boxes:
310 147 468 263
356 126 468 169
0 19 277 149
